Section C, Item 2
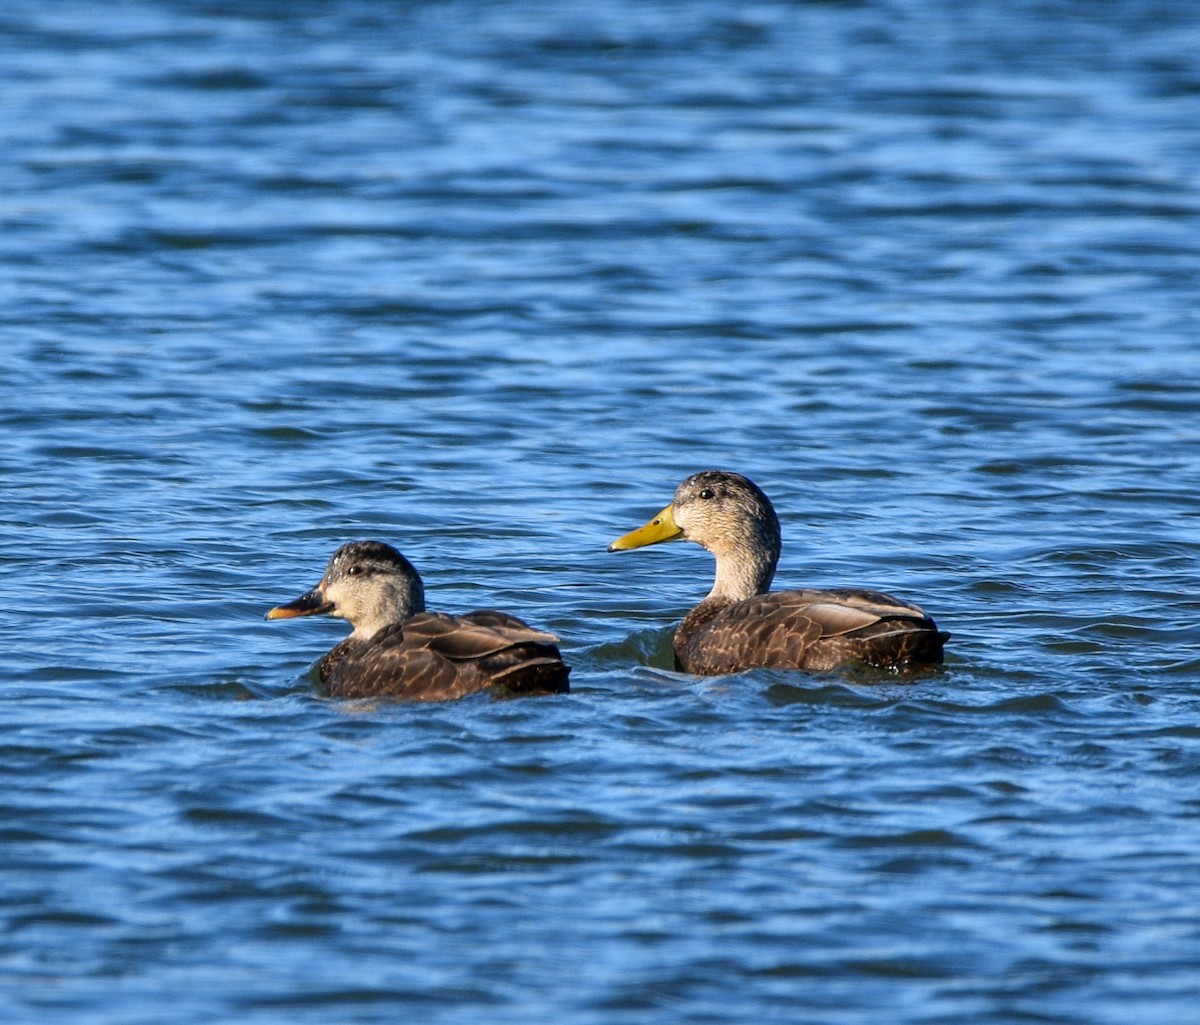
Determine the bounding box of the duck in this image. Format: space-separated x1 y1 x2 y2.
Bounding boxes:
266 540 570 700
608 470 948 675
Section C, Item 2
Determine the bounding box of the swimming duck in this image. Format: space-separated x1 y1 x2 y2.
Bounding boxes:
266 540 570 700
608 470 948 675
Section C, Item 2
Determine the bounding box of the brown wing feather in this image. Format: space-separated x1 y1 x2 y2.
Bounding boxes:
317 611 570 701
458 609 561 642
676 588 947 675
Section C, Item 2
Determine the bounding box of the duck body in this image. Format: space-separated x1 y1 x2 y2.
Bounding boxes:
267 541 569 701
674 586 946 675
609 470 948 676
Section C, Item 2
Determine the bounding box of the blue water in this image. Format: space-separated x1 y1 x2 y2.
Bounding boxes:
4 1 1200 1022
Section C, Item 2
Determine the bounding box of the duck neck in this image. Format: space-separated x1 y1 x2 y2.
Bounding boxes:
704 537 778 605
349 578 425 641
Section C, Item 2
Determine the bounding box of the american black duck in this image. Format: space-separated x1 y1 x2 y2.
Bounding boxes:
266 540 570 700
608 470 948 675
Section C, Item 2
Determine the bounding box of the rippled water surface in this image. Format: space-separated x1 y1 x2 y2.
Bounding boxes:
4 1 1200 1022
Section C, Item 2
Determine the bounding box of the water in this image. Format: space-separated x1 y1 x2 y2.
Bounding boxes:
3 1 1200 1022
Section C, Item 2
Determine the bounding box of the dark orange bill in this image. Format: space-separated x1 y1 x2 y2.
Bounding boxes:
265 586 334 620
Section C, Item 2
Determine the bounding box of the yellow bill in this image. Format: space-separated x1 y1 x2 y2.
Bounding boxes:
607 504 683 552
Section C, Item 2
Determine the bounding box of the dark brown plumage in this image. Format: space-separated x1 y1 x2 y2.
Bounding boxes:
266 540 570 701
608 470 948 675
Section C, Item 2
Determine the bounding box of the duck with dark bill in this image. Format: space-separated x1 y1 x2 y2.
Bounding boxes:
267 541 570 701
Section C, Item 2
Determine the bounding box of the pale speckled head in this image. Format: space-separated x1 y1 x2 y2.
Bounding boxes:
669 470 779 555
609 470 782 601
266 540 426 639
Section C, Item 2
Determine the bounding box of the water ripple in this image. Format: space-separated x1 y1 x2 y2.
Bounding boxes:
4 1 1200 1024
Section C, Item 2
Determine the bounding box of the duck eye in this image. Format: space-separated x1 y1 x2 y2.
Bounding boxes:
698 488 715 500
346 564 364 576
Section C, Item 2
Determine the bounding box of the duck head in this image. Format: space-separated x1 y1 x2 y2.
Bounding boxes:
266 540 426 640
